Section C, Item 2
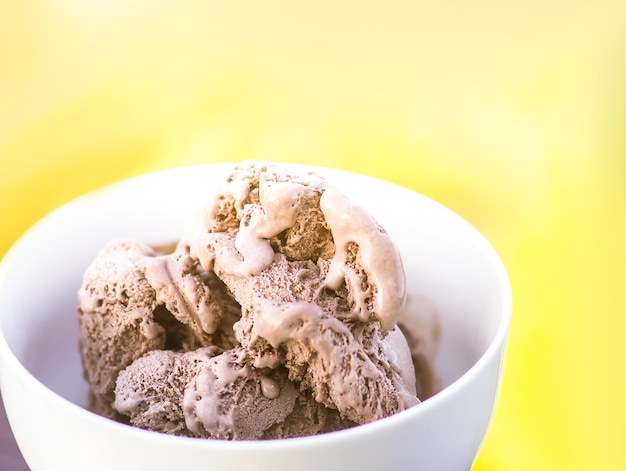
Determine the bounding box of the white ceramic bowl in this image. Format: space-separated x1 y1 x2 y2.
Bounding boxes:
0 163 511 471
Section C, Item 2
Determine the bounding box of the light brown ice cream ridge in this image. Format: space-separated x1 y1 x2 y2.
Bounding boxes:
77 160 438 440
77 239 240 419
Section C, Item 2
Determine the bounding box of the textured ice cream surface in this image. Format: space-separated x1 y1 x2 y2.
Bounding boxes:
78 238 241 419
77 160 438 439
114 347 306 439
78 238 166 418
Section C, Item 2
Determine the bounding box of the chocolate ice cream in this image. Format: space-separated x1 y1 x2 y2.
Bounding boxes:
77 161 437 439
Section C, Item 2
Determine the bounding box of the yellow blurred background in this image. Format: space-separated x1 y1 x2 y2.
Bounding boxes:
1 1 625 469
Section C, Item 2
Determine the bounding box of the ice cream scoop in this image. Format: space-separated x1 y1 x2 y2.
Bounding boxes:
77 160 428 438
